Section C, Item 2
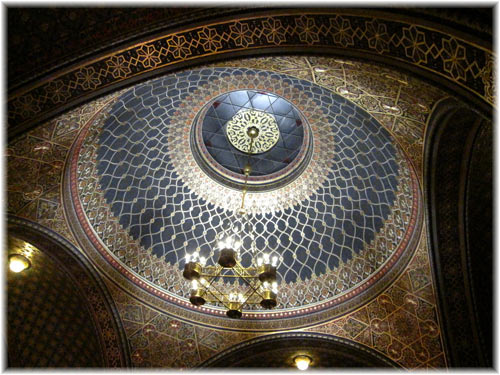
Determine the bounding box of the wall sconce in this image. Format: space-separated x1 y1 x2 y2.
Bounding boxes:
294 355 312 370
8 254 31 273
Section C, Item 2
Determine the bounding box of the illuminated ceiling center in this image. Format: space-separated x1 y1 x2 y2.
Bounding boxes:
193 89 310 190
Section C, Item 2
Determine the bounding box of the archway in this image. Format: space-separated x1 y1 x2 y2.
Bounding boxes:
201 332 400 368
7 217 131 367
424 98 492 367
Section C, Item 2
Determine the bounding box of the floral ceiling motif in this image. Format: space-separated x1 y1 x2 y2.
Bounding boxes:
8 11 493 135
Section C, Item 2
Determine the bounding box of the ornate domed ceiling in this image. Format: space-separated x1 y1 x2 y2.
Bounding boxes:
6 6 493 369
11 54 451 366
66 59 422 329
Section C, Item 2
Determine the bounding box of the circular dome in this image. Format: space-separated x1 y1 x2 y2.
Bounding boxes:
192 90 312 191
68 66 422 329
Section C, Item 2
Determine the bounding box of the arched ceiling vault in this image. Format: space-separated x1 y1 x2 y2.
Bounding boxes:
6 7 493 370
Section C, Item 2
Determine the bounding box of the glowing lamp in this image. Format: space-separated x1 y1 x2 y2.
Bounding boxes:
294 355 312 370
9 254 30 273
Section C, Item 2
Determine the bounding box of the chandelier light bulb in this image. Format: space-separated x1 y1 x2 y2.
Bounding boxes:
238 293 244 302
271 256 278 267
263 253 270 264
257 257 263 266
272 281 278 293
191 279 199 290
233 240 241 250
185 253 191 263
199 256 206 266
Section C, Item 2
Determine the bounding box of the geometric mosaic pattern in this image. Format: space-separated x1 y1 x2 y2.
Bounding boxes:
199 90 305 177
104 279 256 368
94 67 404 287
64 65 423 320
209 56 448 176
6 92 123 245
306 228 447 369
6 54 449 367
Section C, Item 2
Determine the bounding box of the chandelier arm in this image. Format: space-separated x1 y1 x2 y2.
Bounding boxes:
232 262 253 282
233 260 257 279
200 264 223 281
241 285 262 304
231 264 266 300
206 280 235 309
201 265 230 305
204 287 232 308
233 264 266 299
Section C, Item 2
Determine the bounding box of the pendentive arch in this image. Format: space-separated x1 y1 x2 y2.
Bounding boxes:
424 97 492 367
200 331 401 368
7 216 131 367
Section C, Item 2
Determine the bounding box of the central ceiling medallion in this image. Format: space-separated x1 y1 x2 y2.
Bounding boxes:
226 109 280 154
193 89 313 192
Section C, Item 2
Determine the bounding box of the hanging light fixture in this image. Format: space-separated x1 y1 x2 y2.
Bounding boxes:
182 125 279 318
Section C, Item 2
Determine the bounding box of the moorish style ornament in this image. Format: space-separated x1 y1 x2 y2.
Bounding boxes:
226 109 280 154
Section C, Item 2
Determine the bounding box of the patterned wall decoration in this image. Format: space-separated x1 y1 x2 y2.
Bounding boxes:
6 90 125 245
103 279 259 367
306 227 446 369
8 8 234 88
424 102 492 367
7 237 105 367
7 11 493 135
208 56 448 176
70 66 421 326
8 55 449 368
7 218 132 367
7 55 445 234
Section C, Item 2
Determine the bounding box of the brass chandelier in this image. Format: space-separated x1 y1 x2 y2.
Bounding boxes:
183 125 279 318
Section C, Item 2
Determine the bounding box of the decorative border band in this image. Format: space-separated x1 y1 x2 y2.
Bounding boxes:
8 11 493 136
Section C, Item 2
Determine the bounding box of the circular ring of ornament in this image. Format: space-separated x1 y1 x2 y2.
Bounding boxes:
226 109 280 154
67 66 422 330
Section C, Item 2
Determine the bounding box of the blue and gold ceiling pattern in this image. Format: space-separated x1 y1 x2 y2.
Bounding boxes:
75 65 419 316
95 67 399 284
198 90 305 178
7 45 450 365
